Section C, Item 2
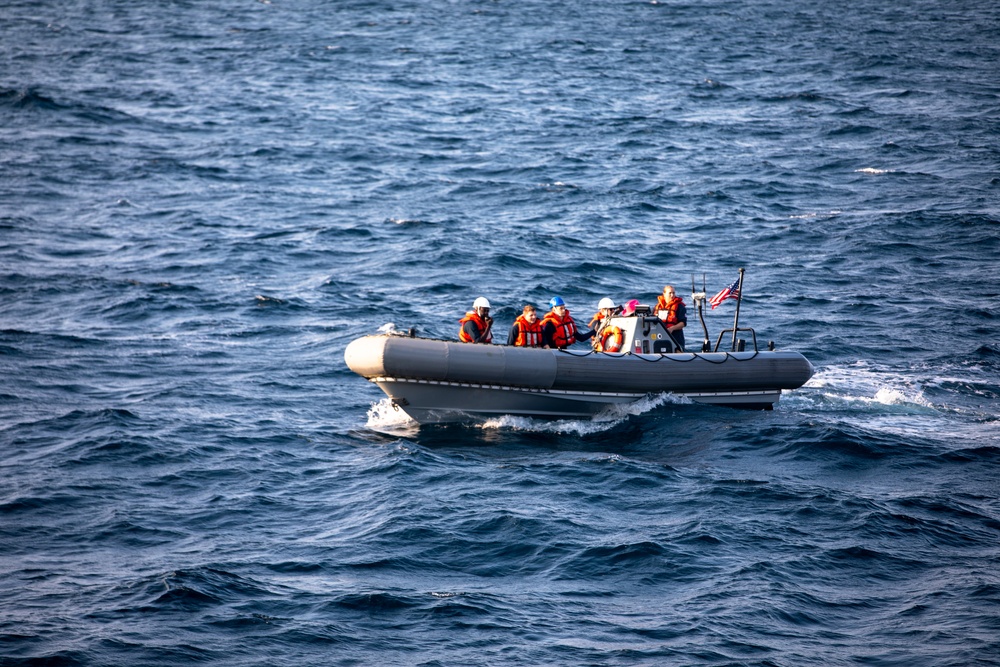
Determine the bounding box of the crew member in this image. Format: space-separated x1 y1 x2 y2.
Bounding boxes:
458 297 493 344
653 285 686 351
507 304 544 347
588 297 617 330
589 297 617 350
541 296 595 349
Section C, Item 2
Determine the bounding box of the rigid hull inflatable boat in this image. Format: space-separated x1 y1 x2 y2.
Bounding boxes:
344 306 813 424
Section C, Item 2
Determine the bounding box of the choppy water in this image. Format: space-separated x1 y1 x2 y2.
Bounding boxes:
2 1 999 665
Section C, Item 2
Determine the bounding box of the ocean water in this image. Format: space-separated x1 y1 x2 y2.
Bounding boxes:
2 0 999 665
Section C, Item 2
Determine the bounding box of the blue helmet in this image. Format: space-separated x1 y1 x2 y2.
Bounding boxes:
549 296 566 308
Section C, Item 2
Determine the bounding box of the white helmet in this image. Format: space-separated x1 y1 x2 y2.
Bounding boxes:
598 297 615 310
473 297 491 309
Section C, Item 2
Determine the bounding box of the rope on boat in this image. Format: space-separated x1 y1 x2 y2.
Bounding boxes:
558 348 761 364
380 334 761 364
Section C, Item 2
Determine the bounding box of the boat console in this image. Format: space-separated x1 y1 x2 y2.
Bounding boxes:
605 308 682 355
604 296 766 356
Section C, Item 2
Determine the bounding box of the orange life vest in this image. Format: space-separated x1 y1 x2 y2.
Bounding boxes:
458 311 492 343
513 314 543 347
655 295 684 327
541 309 577 348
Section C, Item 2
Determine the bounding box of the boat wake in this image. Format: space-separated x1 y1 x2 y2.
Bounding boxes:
477 392 691 436
365 393 690 436
794 361 936 413
787 362 1000 451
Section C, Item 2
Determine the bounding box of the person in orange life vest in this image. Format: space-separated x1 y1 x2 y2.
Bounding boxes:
588 297 618 350
507 304 545 347
541 296 595 349
458 296 493 343
653 285 687 351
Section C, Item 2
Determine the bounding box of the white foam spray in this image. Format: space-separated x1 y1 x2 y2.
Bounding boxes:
478 393 690 435
365 397 419 435
796 361 935 412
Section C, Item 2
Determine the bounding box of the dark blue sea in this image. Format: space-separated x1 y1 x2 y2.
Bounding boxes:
3 1 999 665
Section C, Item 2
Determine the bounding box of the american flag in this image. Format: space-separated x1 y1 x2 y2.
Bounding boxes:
709 277 741 309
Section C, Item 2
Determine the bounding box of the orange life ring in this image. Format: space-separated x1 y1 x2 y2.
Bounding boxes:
599 326 623 353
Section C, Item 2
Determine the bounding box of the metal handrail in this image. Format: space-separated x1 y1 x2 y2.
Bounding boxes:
713 327 758 352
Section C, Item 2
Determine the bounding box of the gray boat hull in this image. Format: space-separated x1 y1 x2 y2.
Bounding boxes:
345 335 813 424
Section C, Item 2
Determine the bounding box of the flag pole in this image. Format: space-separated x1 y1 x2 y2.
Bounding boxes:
730 267 745 351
